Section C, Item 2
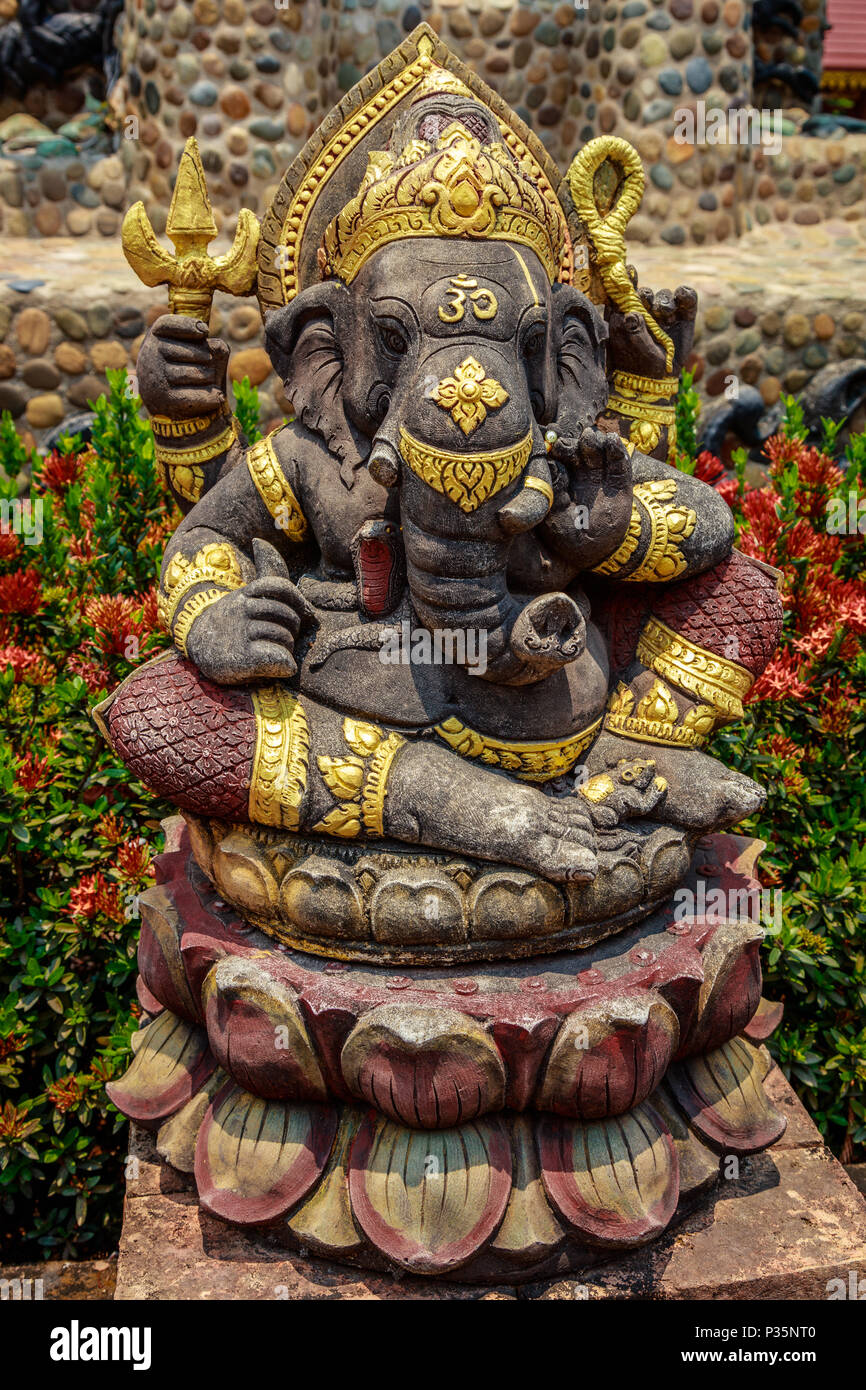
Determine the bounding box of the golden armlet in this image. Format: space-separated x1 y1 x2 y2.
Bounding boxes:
592 479 696 583
607 374 678 458
636 616 754 720
246 433 308 541
154 418 239 504
249 687 310 832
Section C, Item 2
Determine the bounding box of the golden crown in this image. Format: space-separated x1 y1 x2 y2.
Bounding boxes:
321 120 570 286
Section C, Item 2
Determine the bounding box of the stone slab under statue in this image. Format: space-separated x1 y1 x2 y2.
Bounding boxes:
98 27 791 1283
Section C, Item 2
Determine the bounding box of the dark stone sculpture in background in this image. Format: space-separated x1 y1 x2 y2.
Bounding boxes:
99 29 788 1282
0 0 122 98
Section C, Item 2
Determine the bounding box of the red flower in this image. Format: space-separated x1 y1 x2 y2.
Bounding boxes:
83 590 158 660
736 488 785 564
694 451 726 485
0 1030 27 1061
46 1076 84 1113
116 838 153 882
748 649 811 702
40 449 85 496
791 622 837 662
66 653 110 693
0 531 20 563
14 752 53 791
95 811 127 845
67 872 125 925
714 475 740 509
0 644 53 685
819 675 862 736
763 734 803 761
0 567 42 616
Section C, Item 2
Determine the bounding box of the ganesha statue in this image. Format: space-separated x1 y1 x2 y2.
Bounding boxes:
100 28 787 1284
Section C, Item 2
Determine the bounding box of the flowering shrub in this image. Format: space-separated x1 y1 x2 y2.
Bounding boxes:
0 372 864 1261
704 403 866 1162
0 371 174 1258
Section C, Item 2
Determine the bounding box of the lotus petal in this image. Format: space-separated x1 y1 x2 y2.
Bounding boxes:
341 1003 505 1128
348 1114 511 1273
195 1082 337 1224
538 1102 679 1248
107 1010 216 1127
535 990 679 1119
667 1036 786 1154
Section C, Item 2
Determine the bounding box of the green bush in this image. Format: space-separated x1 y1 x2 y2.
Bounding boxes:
703 402 866 1161
0 371 173 1258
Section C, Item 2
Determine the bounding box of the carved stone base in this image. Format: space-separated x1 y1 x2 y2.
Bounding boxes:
184 812 699 965
115 1070 866 1300
107 817 790 1283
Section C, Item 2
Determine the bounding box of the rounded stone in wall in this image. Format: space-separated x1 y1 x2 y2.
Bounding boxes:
15 308 51 356
68 375 109 407
0 383 25 417
23 359 62 391
34 204 62 235
26 393 65 429
0 345 16 380
54 343 87 375
91 341 129 372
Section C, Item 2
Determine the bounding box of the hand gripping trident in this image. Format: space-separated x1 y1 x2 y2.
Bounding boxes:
121 137 260 318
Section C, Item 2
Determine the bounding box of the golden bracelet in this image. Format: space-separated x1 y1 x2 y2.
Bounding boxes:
159 543 245 629
151 412 229 439
524 475 554 508
173 588 228 657
637 616 753 720
154 417 238 467
611 370 679 400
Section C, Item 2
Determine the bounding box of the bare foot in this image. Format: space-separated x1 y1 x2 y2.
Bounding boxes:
384 740 599 882
585 731 765 831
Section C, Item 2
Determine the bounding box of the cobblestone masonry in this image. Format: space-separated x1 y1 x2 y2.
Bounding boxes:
0 1 863 249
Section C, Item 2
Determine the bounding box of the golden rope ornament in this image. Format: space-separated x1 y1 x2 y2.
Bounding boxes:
566 136 675 373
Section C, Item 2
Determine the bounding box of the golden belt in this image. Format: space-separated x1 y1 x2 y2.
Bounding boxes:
434 715 603 782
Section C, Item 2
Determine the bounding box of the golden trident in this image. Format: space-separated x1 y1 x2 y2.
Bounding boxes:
121 137 260 318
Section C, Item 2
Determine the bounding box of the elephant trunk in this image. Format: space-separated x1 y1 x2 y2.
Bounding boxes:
399 488 585 687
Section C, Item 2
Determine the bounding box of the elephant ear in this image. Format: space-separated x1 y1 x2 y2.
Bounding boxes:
551 284 609 441
264 281 365 486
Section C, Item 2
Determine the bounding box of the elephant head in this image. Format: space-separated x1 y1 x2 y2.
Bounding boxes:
265 109 611 684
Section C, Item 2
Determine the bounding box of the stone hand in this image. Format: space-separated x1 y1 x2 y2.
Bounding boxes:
136 313 230 419
543 426 633 568
607 272 698 380
577 756 668 830
184 538 316 685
